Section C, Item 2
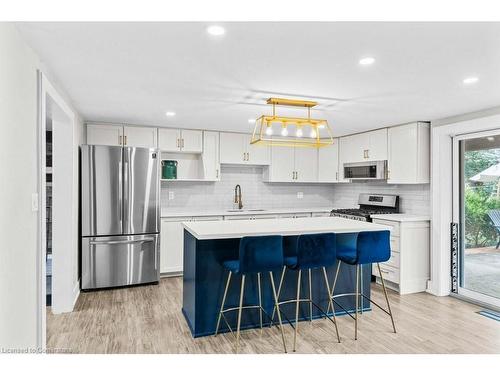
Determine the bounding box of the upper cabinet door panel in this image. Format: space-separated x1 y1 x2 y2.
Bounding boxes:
295 146 318 182
339 133 366 163
268 145 294 182
245 134 270 165
158 128 181 152
181 130 203 153
318 139 339 182
86 123 123 146
220 132 245 164
123 126 158 148
202 131 220 180
367 128 388 161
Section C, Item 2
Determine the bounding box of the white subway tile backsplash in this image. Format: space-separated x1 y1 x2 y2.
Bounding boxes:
161 165 430 216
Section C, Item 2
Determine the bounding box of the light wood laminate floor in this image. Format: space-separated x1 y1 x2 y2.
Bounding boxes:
47 277 500 354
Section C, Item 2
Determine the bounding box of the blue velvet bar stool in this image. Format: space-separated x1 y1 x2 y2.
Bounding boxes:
271 233 341 351
327 230 396 340
214 235 287 353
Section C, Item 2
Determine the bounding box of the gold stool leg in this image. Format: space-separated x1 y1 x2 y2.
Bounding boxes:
293 269 302 352
322 267 341 343
355 264 359 340
360 264 363 315
269 271 287 353
308 269 313 322
327 261 341 315
235 274 246 353
215 271 232 336
270 265 286 327
257 272 263 335
377 263 397 333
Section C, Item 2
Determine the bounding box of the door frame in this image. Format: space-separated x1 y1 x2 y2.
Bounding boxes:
37 71 78 348
452 128 500 309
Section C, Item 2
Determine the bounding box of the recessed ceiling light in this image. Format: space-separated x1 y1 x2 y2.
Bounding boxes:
487 136 495 141
248 119 256 123
207 25 225 36
359 57 375 65
165 111 176 117
463 76 479 85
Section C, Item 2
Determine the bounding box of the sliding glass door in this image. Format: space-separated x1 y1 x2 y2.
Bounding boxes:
453 130 500 308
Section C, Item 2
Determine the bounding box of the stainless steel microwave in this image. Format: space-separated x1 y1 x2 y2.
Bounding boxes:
343 160 387 180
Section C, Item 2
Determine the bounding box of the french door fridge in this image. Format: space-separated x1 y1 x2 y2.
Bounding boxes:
80 145 160 290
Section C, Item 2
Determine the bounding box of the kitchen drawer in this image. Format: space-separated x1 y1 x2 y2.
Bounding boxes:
375 264 400 284
373 219 400 237
383 250 400 269
390 236 399 253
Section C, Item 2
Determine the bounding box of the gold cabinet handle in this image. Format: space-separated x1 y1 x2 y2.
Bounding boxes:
177 139 179 148
216 169 219 179
336 172 338 181
182 138 184 148
119 135 122 145
124 135 127 145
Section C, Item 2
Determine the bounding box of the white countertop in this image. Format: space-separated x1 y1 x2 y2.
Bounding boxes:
182 216 391 240
161 207 334 218
370 214 430 222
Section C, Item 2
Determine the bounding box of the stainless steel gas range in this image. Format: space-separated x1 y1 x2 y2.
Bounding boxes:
330 194 400 222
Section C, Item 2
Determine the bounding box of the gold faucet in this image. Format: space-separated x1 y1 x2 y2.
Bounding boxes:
234 184 243 210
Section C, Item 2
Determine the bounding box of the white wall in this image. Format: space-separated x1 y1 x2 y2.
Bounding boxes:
0 23 41 349
0 24 83 349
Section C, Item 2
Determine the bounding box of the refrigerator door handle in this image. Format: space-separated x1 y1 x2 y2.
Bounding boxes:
89 238 155 246
118 160 123 231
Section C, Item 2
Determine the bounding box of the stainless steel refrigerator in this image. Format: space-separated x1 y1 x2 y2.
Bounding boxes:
80 145 160 290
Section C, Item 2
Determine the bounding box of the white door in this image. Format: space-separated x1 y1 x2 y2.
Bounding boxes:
159 128 181 152
123 126 157 148
86 123 123 146
367 128 388 161
202 131 220 180
160 218 189 274
181 129 203 153
245 134 270 165
268 145 295 182
295 147 318 182
318 139 339 182
220 132 246 164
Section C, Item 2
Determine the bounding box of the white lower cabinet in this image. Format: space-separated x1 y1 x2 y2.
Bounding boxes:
371 218 430 295
160 216 223 275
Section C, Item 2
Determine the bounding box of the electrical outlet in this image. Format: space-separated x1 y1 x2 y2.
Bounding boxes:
297 192 303 199
168 191 175 200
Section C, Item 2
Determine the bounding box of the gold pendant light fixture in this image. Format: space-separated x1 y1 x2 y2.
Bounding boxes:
250 97 334 148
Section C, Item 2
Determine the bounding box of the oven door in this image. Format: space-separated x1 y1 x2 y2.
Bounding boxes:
344 161 387 180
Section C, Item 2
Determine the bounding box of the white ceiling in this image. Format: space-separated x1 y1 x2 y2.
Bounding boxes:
16 22 500 136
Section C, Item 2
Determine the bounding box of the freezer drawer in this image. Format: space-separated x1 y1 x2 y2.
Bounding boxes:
81 234 159 290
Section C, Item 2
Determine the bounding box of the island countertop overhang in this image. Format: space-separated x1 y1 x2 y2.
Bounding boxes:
181 216 391 240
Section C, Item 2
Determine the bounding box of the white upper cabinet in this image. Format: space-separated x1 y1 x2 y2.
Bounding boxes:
318 139 339 183
158 128 202 153
202 131 220 181
367 128 388 161
387 122 430 184
339 128 388 164
181 129 203 153
245 134 270 165
219 132 245 164
266 145 295 182
158 128 180 152
219 132 270 165
123 125 157 148
264 141 318 183
86 123 124 146
294 146 318 182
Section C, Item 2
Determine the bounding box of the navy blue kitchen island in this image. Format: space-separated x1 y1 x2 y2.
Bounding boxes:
181 216 389 338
